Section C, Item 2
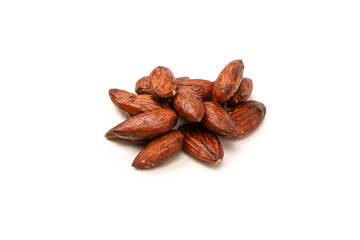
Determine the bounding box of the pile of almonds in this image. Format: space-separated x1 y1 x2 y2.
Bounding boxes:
105 60 266 169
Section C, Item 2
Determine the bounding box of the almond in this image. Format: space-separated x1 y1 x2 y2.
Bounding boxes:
212 60 244 104
226 77 253 108
104 129 151 145
228 100 266 138
201 101 238 137
132 130 184 169
110 109 178 140
179 124 223 163
173 88 205 122
175 78 213 101
111 91 170 116
149 66 177 101
135 76 151 94
108 89 135 117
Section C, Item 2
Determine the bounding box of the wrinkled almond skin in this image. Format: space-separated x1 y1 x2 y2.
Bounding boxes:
212 60 244 104
201 102 238 137
228 100 266 138
111 109 178 140
149 66 177 101
112 91 170 116
135 76 151 94
132 130 184 169
226 77 253 108
179 124 223 163
175 78 213 101
173 89 205 122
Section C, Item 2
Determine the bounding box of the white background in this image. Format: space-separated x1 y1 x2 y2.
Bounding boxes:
1 1 360 239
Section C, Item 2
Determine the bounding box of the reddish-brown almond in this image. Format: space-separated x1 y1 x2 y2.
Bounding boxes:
104 129 151 145
112 93 170 116
212 60 244 104
111 109 178 140
132 130 184 169
135 76 151 94
201 101 238 137
104 127 152 145
149 66 177 101
173 88 205 122
228 100 266 138
226 77 253 108
108 89 136 117
175 78 213 101
179 124 223 163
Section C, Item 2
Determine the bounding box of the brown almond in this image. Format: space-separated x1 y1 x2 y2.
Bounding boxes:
111 109 178 140
226 77 253 108
175 78 213 101
173 88 205 122
108 89 135 117
179 124 223 163
228 100 266 138
201 101 238 137
112 92 170 116
135 76 151 94
132 130 184 169
212 60 244 104
104 129 151 146
149 66 177 101
104 127 152 145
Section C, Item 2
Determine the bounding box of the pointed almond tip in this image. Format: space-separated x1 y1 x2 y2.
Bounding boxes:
108 89 118 101
215 158 222 163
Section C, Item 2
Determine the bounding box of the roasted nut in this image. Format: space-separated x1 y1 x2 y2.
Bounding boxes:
228 100 266 138
109 109 178 140
212 60 244 104
179 124 223 163
110 90 170 116
149 66 177 101
132 130 184 169
175 78 213 101
135 76 151 94
226 77 253 108
173 88 205 122
201 101 238 137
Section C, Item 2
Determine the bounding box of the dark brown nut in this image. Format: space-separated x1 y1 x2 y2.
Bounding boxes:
212 60 244 104
110 109 178 140
108 89 136 117
201 101 238 137
175 78 213 101
228 100 266 138
226 77 253 108
173 88 205 122
132 130 184 169
113 91 170 116
149 66 177 101
135 76 151 94
179 124 223 163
